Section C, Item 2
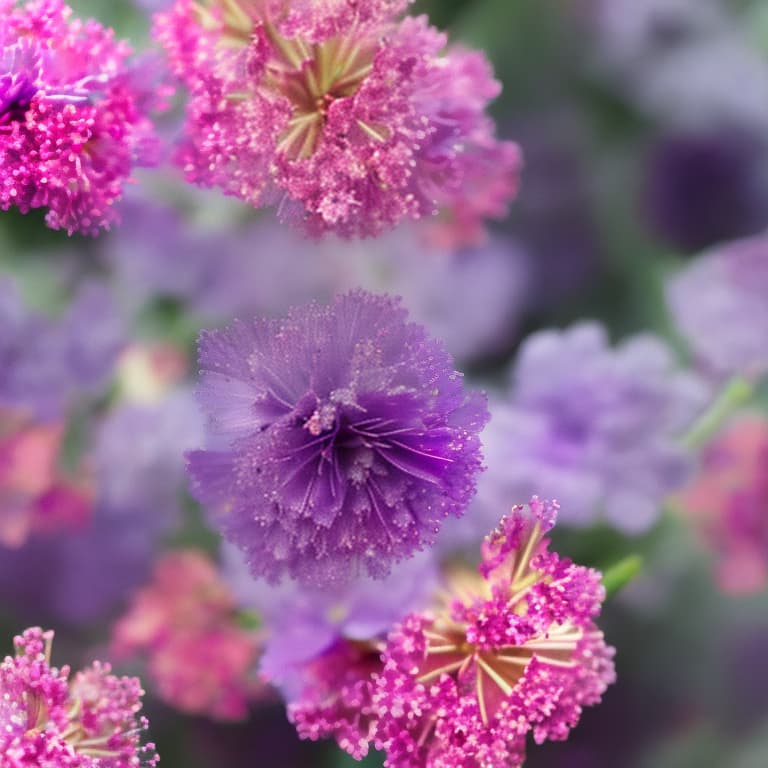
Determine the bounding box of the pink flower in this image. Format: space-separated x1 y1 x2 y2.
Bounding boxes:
288 639 382 760
0 626 158 767
373 498 616 768
111 550 266 720
0 409 93 549
154 0 520 239
680 414 768 594
0 0 165 235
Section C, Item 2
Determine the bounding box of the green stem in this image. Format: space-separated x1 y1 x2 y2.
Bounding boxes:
602 555 643 597
681 376 754 451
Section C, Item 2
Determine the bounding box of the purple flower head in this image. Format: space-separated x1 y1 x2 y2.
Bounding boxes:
643 129 768 253
187 290 489 586
372 498 616 768
667 232 768 379
0 278 124 420
103 198 337 320
154 0 519 239
0 0 166 235
592 0 768 132
444 323 707 546
223 543 436 698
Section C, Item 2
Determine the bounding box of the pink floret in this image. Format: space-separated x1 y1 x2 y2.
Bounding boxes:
154 0 519 238
0 0 165 235
0 626 158 768
372 497 615 767
288 640 381 760
680 415 768 594
111 550 266 721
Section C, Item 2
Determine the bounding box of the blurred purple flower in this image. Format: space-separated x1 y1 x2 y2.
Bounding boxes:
327 229 530 363
104 198 529 364
667 233 768 378
223 544 437 699
643 130 768 253
0 278 124 419
187 290 488 586
593 0 768 132
444 323 706 546
103 200 335 320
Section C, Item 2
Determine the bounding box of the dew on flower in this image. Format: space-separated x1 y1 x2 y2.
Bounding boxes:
187 290 489 586
154 0 520 238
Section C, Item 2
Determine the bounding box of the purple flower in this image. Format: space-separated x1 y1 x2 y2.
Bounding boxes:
444 323 706 544
104 198 529 364
0 278 124 419
592 0 768 132
0 0 165 235
667 233 768 378
155 0 519 238
103 199 336 320
223 543 436 698
187 290 489 585
327 229 530 364
642 129 768 253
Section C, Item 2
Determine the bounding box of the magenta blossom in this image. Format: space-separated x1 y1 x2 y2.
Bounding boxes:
680 414 768 594
112 549 266 721
0 0 165 235
154 0 520 238
0 411 92 549
0 627 158 767
373 498 616 768
187 290 488 586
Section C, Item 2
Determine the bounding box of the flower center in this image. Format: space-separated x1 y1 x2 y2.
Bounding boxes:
195 0 386 159
416 522 582 725
0 71 37 128
262 24 378 159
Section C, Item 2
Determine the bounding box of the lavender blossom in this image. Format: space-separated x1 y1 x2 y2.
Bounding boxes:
326 229 530 364
0 278 124 419
103 199 336 320
592 0 768 132
642 129 768 253
667 233 768 378
444 323 706 545
223 543 437 699
187 290 488 586
103 198 529 365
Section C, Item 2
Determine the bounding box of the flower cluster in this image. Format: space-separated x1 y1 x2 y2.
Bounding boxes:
667 233 768 379
154 0 520 238
680 414 768 594
0 626 157 767
0 0 164 234
373 498 615 767
187 290 489 586
442 322 707 548
279 498 615 766
111 549 266 720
